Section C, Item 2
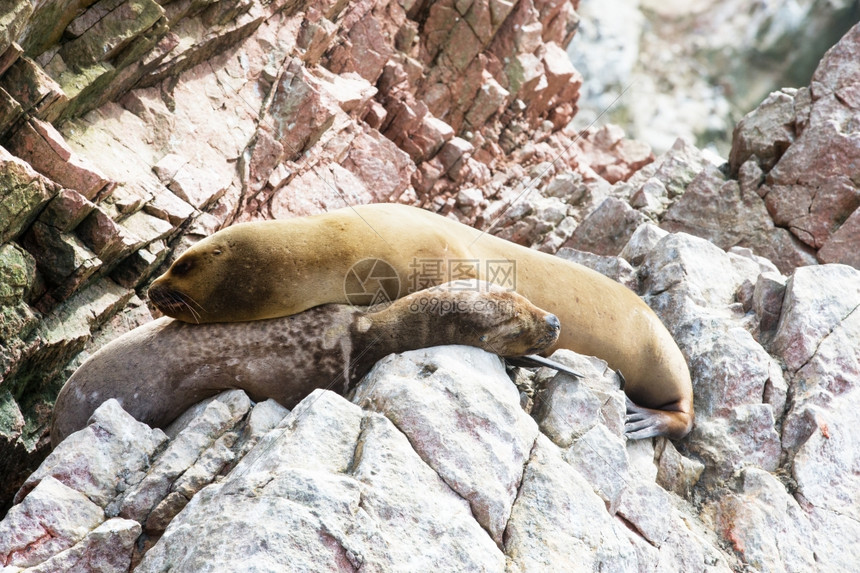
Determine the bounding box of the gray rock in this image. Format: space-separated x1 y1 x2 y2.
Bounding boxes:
556 246 638 291
504 434 637 571
619 222 669 266
21 517 140 573
353 346 539 546
0 476 104 568
564 196 648 256
16 399 167 507
729 89 797 173
640 232 788 485
767 264 860 571
117 390 250 522
137 388 505 572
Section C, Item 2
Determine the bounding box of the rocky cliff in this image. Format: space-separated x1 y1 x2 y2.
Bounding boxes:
569 0 860 153
1 0 859 571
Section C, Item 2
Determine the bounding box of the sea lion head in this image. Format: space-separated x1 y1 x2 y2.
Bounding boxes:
383 281 561 357
459 285 561 356
148 225 279 323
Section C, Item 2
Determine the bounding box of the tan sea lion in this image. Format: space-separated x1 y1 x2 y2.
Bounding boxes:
149 203 694 439
51 281 560 446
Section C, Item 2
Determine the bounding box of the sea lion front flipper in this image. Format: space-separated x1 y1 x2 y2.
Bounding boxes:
506 354 584 379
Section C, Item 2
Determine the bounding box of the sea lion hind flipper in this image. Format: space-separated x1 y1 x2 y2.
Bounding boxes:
625 396 693 440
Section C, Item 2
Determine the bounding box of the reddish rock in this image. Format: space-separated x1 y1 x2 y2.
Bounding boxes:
411 115 455 162
723 26 860 268
152 153 187 184
563 197 647 256
381 93 431 160
539 41 576 98
265 58 337 161
326 13 392 84
413 158 446 196
818 208 860 267
7 119 111 200
362 100 388 129
539 0 580 46
464 71 510 129
0 147 60 244
810 22 860 96
507 52 545 100
248 127 285 193
728 90 797 175
661 165 818 274
341 128 416 202
440 17 486 73
577 125 654 184
437 137 475 175
166 163 229 211
269 167 368 219
296 13 338 66
423 2 463 63
76 208 141 265
763 176 860 249
38 189 95 232
315 69 378 115
768 96 860 188
0 56 68 122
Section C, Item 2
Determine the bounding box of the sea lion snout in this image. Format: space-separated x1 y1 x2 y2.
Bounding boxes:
148 282 203 322
530 312 561 353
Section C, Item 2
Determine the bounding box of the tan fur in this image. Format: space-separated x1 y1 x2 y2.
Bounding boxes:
150 203 694 439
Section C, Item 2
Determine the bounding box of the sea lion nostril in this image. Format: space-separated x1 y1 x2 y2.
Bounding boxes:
546 314 560 331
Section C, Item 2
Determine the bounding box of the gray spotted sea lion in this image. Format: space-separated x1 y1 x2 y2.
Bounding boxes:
149 203 694 440
51 281 560 446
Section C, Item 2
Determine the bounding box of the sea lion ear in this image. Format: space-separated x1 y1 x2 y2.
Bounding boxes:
213 249 223 256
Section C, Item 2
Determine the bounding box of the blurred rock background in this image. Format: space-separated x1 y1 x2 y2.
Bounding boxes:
569 0 860 153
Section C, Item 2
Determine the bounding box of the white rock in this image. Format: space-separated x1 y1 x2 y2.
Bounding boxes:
117 390 250 522
352 346 539 546
711 468 816 572
504 434 637 571
0 477 104 568
16 399 167 508
21 518 141 573
136 389 505 572
770 264 860 372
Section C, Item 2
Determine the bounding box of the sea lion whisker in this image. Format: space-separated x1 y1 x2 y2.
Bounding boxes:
163 291 202 323
180 292 206 313
176 293 203 324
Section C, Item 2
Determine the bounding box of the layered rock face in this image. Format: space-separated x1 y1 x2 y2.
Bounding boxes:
1 1 860 571
1 0 603 511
